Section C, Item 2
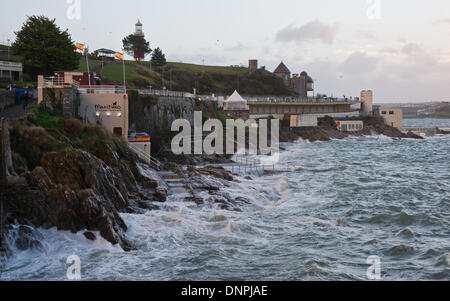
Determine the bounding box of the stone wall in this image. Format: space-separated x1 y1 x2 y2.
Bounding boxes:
41 88 78 117
0 91 16 110
128 92 195 154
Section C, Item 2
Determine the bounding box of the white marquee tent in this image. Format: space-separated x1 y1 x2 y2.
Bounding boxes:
224 90 248 111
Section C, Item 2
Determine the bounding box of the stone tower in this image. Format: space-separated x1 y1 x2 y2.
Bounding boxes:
248 60 258 74
361 90 374 116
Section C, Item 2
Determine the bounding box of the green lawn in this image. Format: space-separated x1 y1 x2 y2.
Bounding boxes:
101 62 162 86
166 62 247 75
101 63 139 83
75 59 102 72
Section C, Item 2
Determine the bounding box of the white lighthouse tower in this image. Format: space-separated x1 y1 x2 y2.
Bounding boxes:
135 20 144 37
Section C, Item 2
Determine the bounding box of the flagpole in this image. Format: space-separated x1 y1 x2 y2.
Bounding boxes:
85 42 91 87
122 58 126 93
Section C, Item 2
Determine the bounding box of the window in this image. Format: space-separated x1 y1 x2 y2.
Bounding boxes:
389 111 395 115
382 111 387 115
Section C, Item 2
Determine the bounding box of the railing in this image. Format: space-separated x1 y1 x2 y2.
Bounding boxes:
139 89 189 98
247 96 360 104
42 77 80 89
232 154 300 175
0 60 22 68
127 142 162 170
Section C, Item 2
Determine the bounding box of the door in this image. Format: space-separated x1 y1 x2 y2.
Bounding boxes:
113 127 123 137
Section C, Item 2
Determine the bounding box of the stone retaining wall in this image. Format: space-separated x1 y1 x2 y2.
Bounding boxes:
0 91 16 110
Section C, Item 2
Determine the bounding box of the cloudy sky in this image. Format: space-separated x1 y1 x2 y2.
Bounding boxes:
1 0 450 102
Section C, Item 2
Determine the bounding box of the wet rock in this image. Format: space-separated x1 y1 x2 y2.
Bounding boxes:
362 117 423 139
336 218 348 227
385 245 415 256
5 149 136 251
396 227 415 238
15 225 43 251
196 166 234 181
83 231 96 241
137 164 168 203
435 253 450 267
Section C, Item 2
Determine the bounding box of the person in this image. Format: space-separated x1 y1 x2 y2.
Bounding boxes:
21 91 29 110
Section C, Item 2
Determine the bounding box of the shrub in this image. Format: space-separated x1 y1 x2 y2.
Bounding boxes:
63 118 84 137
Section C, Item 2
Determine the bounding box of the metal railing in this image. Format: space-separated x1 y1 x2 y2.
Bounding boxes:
127 142 162 170
232 154 301 175
247 96 360 104
138 89 189 98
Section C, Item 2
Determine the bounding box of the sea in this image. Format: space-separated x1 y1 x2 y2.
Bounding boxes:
1 119 449 281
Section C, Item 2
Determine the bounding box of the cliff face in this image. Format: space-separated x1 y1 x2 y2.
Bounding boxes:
3 117 168 251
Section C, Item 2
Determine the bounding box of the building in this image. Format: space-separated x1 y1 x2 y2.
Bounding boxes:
248 97 361 127
79 91 129 139
0 60 23 81
128 132 151 162
361 90 373 116
335 118 364 132
95 48 117 61
248 60 258 74
372 105 381 117
291 72 314 99
379 107 403 128
54 71 98 86
37 73 129 140
274 62 291 86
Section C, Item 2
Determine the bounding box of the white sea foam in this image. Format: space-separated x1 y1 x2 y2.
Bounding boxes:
3 120 449 280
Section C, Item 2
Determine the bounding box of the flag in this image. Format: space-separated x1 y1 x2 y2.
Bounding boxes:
115 52 124 61
75 43 85 52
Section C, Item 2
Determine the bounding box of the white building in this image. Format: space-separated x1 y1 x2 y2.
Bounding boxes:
0 60 23 81
78 90 129 140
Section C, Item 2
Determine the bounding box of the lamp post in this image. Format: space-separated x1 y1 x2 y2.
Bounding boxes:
7 39 10 61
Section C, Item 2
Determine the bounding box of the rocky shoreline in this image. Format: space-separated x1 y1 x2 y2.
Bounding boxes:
280 116 423 143
0 114 425 258
1 117 240 256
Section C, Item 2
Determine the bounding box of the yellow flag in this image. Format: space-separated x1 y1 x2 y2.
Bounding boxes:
75 43 85 51
115 52 124 61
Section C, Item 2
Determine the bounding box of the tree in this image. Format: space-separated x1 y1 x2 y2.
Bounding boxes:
122 34 151 62
150 47 166 70
12 16 80 78
200 72 214 93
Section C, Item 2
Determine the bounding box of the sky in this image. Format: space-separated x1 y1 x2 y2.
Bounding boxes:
1 0 450 103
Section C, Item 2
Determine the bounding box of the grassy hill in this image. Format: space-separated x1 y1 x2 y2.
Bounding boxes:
0 43 291 96
100 60 291 96
75 59 102 72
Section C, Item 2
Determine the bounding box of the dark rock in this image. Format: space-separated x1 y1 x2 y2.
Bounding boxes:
83 231 96 241
396 227 415 238
196 166 234 181
15 225 43 251
5 149 135 251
